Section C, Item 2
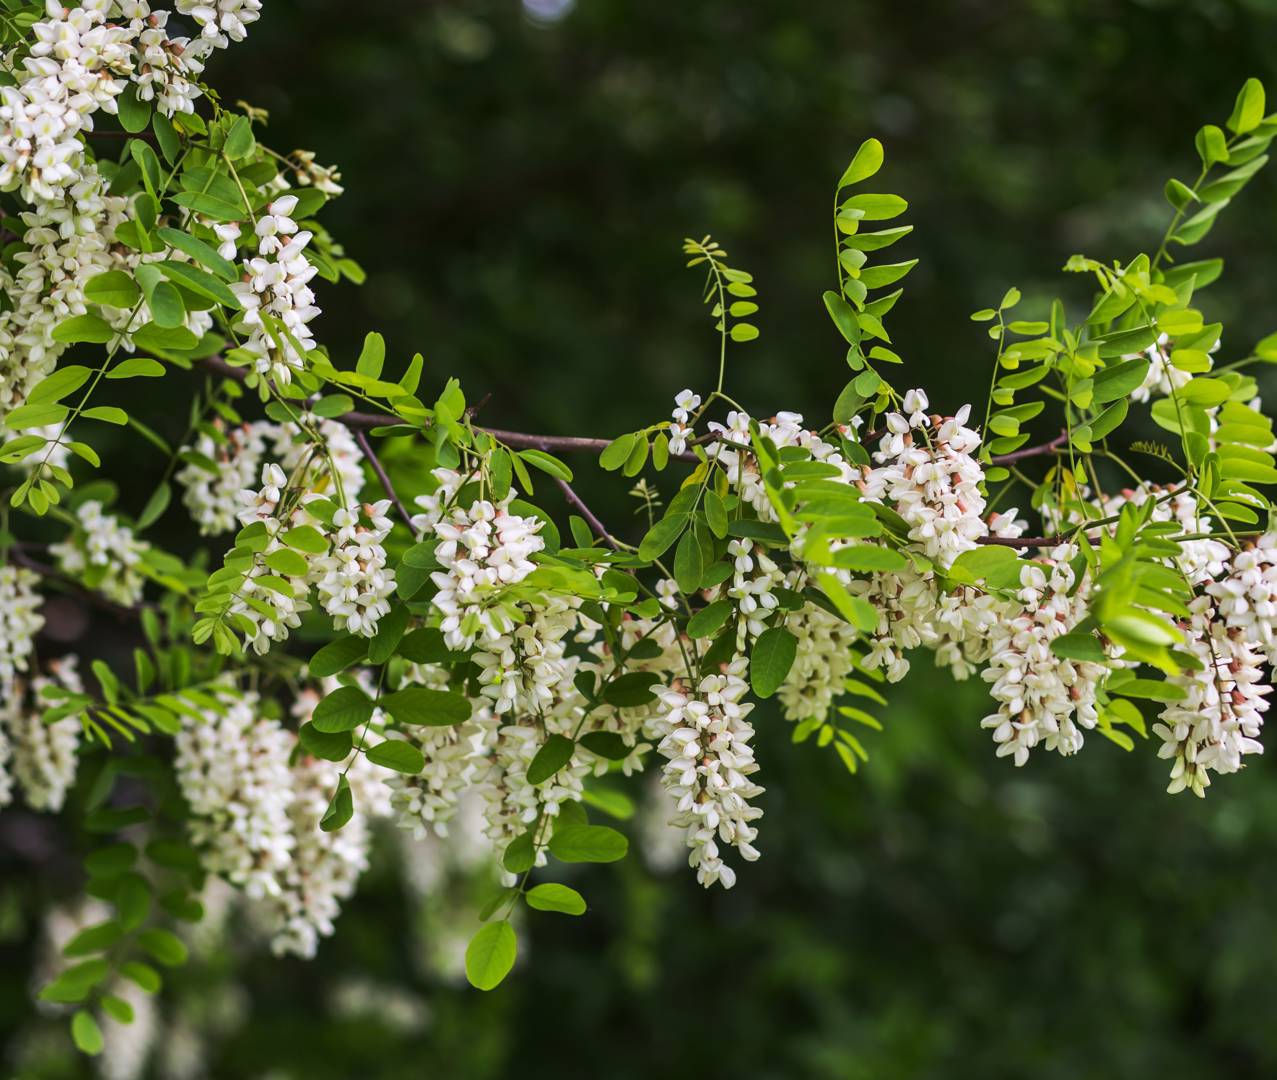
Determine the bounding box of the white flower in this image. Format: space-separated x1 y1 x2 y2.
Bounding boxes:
0 564 43 692
174 691 296 900
49 499 148 606
311 501 397 637
430 497 545 651
651 660 763 889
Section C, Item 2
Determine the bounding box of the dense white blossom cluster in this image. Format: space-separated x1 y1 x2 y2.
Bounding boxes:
980 546 1108 765
313 500 395 636
49 499 149 606
430 495 545 650
230 195 322 386
652 660 763 889
9 655 83 811
177 420 270 534
175 692 296 899
0 564 44 691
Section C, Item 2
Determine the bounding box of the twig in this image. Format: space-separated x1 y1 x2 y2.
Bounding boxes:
553 477 620 550
989 431 1068 466
354 429 415 531
200 357 1065 468
7 544 145 621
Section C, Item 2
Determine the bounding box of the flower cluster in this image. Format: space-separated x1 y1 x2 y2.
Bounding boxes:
49 499 149 606
230 195 322 386
178 420 271 534
980 546 1108 766
9 655 83 812
174 692 296 900
430 497 545 651
313 501 396 636
0 564 44 692
652 660 763 889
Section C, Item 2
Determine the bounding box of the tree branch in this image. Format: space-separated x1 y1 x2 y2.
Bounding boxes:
354 429 415 531
989 431 1068 465
553 477 620 550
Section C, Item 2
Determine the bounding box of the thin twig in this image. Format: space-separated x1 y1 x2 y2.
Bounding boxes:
990 431 1069 466
554 477 620 550
354 429 415 531
8 544 145 621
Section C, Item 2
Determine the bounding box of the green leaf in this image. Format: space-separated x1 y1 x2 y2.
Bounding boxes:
299 722 353 762
117 83 151 133
264 548 309 577
367 603 410 665
320 774 354 832
155 227 237 281
3 402 67 430
309 634 367 677
526 734 576 785
518 448 573 482
170 190 244 222
750 626 798 698
311 685 374 733
52 314 113 344
157 260 240 308
224 114 256 159
1227 77 1266 135
106 358 165 380
838 137 884 188
136 928 188 967
1050 632 1107 663
601 671 660 708
674 529 703 593
547 823 629 863
365 739 425 774
28 365 92 405
822 290 861 345
579 731 631 760
599 433 637 471
465 920 517 991
83 406 128 426
381 686 472 726
729 323 760 342
526 883 587 916
85 270 142 308
687 598 733 638
840 193 908 221
71 1010 104 1056
355 331 385 378
638 512 687 562
119 962 161 995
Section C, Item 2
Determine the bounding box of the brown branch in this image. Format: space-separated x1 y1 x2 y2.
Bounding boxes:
976 534 1065 549
198 358 1067 474
553 477 620 550
7 544 145 621
354 429 415 532
989 431 1068 466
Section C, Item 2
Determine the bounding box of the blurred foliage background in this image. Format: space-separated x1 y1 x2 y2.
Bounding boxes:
6 0 1277 1075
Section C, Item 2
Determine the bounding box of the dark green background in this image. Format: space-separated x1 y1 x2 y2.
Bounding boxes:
6 0 1277 1076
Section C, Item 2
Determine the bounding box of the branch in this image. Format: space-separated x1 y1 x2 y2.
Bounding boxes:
976 534 1065 549
553 477 620 550
989 431 1068 466
198 358 1064 471
354 429 415 531
7 544 145 621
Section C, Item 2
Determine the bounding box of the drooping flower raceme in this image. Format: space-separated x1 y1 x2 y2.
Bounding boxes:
652 660 763 889
174 692 296 900
312 501 396 637
430 497 545 651
0 564 44 692
49 499 149 607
